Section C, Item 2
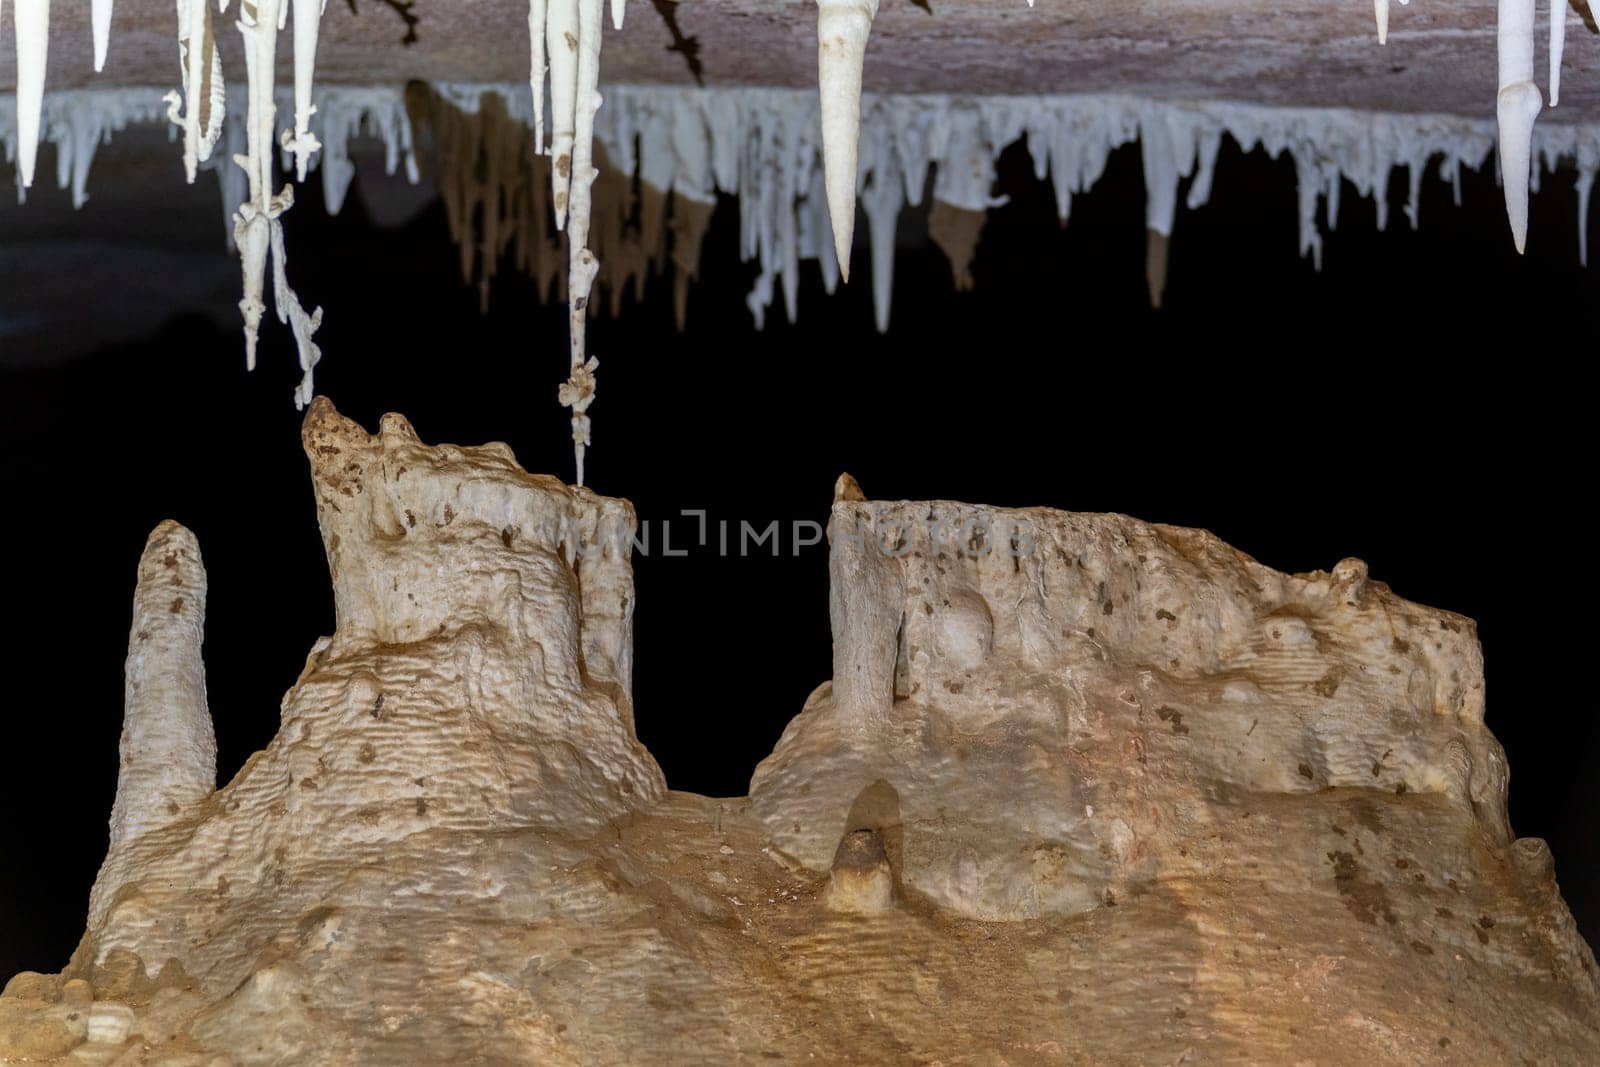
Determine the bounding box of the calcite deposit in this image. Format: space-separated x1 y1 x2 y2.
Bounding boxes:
2 399 1598 1064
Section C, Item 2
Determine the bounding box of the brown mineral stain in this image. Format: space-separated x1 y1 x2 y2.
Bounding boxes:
1351 800 1383 834
1327 850 1396 925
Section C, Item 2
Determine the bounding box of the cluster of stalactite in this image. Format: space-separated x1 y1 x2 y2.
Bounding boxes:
0 0 1587 479
404 84 714 331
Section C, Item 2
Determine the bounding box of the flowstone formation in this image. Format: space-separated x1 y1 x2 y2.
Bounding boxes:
2 401 1599 1063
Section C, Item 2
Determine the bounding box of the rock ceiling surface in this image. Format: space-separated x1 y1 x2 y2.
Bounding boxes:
4 0 1599 118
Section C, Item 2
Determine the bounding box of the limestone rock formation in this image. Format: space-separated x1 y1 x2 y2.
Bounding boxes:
3 400 1598 1064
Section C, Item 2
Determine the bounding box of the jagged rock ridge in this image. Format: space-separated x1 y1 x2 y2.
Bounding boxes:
1 401 1596 1064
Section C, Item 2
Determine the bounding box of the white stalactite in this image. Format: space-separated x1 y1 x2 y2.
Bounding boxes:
92 0 113 72
168 0 226 184
529 0 548 153
271 196 324 407
14 0 49 188
14 84 1600 404
546 0 579 229
1 90 165 207
610 0 624 31
1497 0 1541 253
862 122 897 332
236 0 279 364
283 0 326 181
1141 111 1184 308
1375 0 1389 45
1549 0 1565 108
558 0 605 484
235 206 269 370
816 0 878 283
530 0 612 482
231 0 325 403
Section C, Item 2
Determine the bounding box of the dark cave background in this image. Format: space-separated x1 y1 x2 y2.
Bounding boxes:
2 118 1596 981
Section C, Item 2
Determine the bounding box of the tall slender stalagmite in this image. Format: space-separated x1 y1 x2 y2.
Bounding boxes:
13 0 49 188
107 522 216 855
817 0 879 283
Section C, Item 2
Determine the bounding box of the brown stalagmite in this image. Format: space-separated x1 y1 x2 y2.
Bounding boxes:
824 828 895 913
107 522 216 856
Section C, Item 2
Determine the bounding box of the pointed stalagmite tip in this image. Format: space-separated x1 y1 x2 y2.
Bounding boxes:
824 828 895 914
834 473 866 503
817 0 879 285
